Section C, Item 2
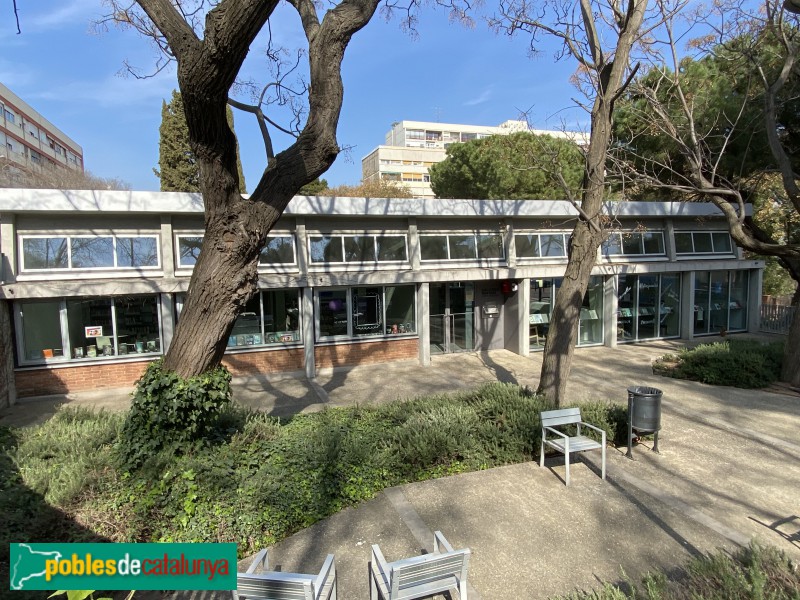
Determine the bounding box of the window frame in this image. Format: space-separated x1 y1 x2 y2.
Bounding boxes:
19 233 161 273
674 230 735 256
308 232 409 266
514 231 570 260
315 285 417 341
601 231 666 258
419 231 506 263
175 232 298 269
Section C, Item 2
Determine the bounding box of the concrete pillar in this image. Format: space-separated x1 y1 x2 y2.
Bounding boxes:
505 220 516 269
160 215 175 278
160 293 175 352
664 219 677 262
1 213 17 283
302 286 315 379
295 218 308 277
516 277 530 356
418 282 430 366
681 271 695 340
604 274 618 348
0 299 16 408
408 217 420 271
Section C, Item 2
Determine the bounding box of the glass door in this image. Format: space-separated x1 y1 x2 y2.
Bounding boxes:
430 282 475 354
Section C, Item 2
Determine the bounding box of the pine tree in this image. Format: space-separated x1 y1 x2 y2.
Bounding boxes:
155 90 246 193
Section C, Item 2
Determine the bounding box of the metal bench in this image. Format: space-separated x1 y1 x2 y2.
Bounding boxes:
540 407 606 486
234 549 337 600
369 531 470 600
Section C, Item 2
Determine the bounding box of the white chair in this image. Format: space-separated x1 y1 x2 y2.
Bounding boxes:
234 549 337 600
540 407 606 486
369 531 470 600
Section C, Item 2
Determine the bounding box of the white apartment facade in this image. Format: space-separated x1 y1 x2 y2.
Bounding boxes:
0 83 84 178
362 120 587 199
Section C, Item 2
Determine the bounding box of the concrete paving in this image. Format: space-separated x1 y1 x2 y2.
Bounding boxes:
2 334 799 599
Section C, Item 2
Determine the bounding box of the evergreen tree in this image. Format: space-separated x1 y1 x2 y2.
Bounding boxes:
155 90 246 193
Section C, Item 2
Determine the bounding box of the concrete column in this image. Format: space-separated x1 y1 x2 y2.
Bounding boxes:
681 271 695 340
604 274 618 348
418 282 430 366
159 293 175 352
160 215 175 278
0 299 17 408
295 217 308 278
0 213 16 283
664 219 677 262
408 217 420 271
517 277 530 356
302 286 315 379
748 266 763 333
506 220 516 269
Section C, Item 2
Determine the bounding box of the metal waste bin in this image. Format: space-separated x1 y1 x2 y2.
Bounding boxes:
626 386 663 459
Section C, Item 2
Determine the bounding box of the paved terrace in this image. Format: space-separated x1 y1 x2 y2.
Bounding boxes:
2 335 798 599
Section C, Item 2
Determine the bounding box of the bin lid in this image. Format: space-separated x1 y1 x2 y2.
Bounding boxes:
627 386 663 396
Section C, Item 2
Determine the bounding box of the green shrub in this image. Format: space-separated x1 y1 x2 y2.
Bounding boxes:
117 360 232 470
654 340 784 389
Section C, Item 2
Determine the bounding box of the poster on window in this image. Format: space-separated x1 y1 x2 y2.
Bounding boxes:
85 326 103 338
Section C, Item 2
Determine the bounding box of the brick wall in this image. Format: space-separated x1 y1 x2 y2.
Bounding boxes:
14 341 416 398
15 360 152 398
315 338 419 369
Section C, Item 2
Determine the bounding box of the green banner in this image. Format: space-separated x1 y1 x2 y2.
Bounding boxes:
9 543 238 591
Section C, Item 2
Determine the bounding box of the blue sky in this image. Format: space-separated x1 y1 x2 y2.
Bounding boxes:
0 0 586 192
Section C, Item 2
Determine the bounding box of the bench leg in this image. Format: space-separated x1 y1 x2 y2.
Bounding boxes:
601 444 606 481
539 437 545 469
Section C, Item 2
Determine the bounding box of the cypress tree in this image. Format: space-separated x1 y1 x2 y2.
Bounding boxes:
155 90 246 193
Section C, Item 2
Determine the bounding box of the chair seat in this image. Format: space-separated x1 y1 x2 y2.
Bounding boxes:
546 434 602 454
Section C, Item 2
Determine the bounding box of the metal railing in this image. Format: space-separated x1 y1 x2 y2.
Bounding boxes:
760 304 795 334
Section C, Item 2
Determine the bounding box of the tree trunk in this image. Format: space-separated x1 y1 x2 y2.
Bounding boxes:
781 306 800 387
537 222 602 402
0 300 16 408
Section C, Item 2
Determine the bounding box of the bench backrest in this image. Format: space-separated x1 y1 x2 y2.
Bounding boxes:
391 550 470 598
541 407 582 429
236 573 315 600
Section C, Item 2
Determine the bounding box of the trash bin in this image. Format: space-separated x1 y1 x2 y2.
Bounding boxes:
626 386 663 459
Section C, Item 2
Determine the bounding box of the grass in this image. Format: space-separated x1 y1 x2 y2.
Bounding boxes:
653 339 785 389
0 382 627 558
554 543 800 600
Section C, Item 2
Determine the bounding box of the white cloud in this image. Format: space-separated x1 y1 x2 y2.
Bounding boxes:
463 88 492 107
21 0 101 32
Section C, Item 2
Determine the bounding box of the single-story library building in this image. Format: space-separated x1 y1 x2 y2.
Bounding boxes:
0 189 762 399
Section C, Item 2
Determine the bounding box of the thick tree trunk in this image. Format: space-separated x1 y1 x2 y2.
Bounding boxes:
781 303 800 388
0 300 16 408
537 222 603 402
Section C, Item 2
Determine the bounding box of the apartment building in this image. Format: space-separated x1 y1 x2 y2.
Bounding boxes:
0 188 761 400
362 120 587 199
0 83 84 179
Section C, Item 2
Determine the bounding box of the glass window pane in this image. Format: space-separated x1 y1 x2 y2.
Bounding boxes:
228 295 262 348
420 235 448 260
115 295 161 355
477 234 503 259
712 232 732 253
344 236 375 262
659 274 681 337
178 236 203 267
260 236 295 264
67 298 113 358
728 271 748 330
529 279 554 350
385 285 415 334
310 236 343 263
116 237 159 268
515 234 539 258
710 271 729 332
318 290 349 337
71 237 114 268
540 234 566 257
376 236 407 261
694 271 710 334
22 237 68 269
601 233 622 256
20 301 65 361
693 232 713 253
636 275 659 340
263 290 301 343
674 232 694 254
617 274 637 341
353 286 384 336
622 233 644 255
579 276 604 345
643 232 665 255
449 235 477 259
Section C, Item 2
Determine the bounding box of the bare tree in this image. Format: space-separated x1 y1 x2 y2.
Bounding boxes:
611 0 800 386
491 0 651 405
99 0 469 378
